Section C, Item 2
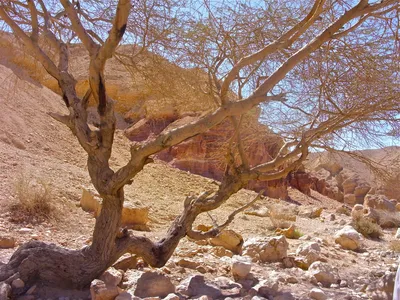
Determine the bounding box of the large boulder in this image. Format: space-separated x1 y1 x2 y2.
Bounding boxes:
99 267 123 287
243 236 288 263
121 203 149 227
176 275 222 299
249 278 280 298
123 271 175 298
210 229 243 254
334 226 363 250
295 242 321 270
80 189 149 227
296 242 321 256
351 204 380 224
308 262 339 287
80 188 102 216
309 288 327 300
364 194 396 212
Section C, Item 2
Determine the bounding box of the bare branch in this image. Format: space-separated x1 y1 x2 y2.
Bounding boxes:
60 0 99 55
26 0 38 43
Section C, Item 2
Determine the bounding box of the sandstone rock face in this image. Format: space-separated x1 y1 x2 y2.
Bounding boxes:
289 170 312 195
308 262 339 287
209 229 243 254
334 226 363 250
126 113 289 199
342 177 371 206
243 236 288 263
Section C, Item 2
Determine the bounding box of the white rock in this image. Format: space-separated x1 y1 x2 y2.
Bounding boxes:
243 236 288 263
308 262 338 287
231 256 251 279
296 242 321 256
309 288 327 300
334 225 363 250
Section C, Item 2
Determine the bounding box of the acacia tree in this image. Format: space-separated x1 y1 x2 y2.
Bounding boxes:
0 0 398 289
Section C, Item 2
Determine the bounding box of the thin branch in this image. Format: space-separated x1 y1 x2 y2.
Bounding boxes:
60 0 99 55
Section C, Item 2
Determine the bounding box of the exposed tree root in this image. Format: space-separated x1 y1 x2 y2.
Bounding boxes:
0 241 108 290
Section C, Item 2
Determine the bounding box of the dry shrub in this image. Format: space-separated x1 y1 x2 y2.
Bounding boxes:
352 217 382 239
10 176 57 223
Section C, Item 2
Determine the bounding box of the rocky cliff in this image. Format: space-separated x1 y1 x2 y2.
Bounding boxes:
290 148 400 206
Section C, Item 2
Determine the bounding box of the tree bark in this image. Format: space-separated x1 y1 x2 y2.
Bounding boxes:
0 191 126 290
